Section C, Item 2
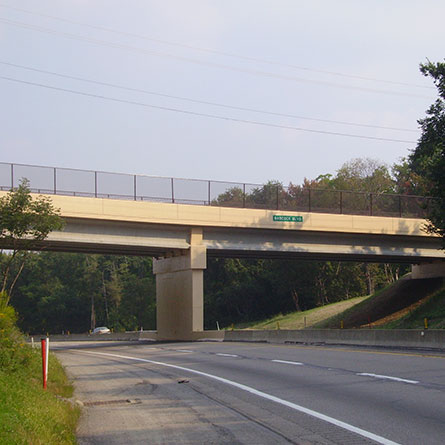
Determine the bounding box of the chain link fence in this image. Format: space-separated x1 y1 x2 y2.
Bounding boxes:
0 162 434 218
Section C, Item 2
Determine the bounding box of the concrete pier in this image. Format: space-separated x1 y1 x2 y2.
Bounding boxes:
153 228 206 340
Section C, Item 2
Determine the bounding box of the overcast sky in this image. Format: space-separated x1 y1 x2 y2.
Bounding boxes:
0 1 444 186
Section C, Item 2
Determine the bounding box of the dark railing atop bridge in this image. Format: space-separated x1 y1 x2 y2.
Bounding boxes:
0 162 435 219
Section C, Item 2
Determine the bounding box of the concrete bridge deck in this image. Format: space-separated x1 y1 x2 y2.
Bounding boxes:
0 192 441 262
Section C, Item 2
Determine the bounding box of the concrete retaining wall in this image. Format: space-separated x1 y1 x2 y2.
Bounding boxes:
31 329 445 350
224 329 445 350
30 330 224 342
33 332 146 342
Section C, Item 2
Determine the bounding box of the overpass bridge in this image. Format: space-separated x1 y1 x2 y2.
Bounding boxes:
1 162 444 339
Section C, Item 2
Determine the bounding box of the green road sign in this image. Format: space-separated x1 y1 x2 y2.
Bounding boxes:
273 215 303 222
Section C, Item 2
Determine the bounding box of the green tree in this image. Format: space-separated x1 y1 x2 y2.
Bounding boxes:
334 158 394 193
0 179 64 303
408 60 445 242
392 158 423 195
11 253 92 334
248 181 284 209
118 256 156 331
212 186 245 207
10 252 157 334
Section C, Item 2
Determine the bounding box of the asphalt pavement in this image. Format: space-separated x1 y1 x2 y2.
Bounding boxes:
54 341 445 444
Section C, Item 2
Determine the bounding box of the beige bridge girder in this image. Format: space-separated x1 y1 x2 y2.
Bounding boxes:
1 192 444 339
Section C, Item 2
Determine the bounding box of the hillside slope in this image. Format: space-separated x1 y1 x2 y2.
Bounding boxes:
243 296 368 330
379 287 445 329
315 276 445 329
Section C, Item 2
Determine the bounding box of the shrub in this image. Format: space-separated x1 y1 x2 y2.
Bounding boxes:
0 291 33 373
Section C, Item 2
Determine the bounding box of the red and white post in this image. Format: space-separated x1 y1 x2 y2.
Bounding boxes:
41 337 49 389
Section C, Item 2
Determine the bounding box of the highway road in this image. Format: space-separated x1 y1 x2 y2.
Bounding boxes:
54 341 445 444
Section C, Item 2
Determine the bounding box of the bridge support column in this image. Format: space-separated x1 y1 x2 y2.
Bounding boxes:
412 261 445 279
153 228 206 340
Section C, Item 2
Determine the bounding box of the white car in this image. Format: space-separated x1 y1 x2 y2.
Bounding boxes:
92 326 111 334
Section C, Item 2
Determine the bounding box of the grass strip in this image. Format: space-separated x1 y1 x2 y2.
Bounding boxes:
0 303 79 445
0 346 79 445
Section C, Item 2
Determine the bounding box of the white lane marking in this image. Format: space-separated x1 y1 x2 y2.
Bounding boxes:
272 359 303 366
175 349 193 353
216 353 239 357
78 350 400 445
357 373 419 385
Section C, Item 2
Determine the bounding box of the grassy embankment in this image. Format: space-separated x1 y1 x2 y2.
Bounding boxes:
378 286 445 329
237 276 445 331
314 276 445 329
237 295 369 330
0 302 79 445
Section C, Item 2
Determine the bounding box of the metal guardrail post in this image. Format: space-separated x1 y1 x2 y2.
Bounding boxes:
171 178 175 203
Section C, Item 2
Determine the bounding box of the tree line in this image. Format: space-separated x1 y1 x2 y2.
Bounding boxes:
6 250 408 334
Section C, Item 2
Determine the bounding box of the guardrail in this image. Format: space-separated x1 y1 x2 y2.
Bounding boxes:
0 162 434 218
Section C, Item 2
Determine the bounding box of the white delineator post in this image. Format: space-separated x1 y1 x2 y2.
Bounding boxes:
45 336 49 382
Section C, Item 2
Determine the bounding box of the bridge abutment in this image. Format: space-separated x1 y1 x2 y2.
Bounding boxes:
412 261 445 279
153 228 206 340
